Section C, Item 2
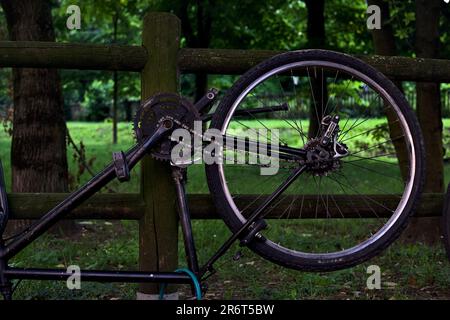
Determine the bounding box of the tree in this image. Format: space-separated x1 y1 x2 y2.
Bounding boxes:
367 0 409 181
53 0 145 142
176 0 214 102
415 0 443 193
304 0 325 48
366 0 443 243
0 7 11 122
0 0 72 234
112 8 119 144
154 0 306 100
409 0 443 243
304 0 328 138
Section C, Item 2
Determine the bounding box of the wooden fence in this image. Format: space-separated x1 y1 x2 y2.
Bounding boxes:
1 12 449 295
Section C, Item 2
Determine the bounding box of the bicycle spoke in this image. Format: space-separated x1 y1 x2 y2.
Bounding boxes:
349 135 405 157
340 119 399 143
343 160 404 183
345 153 399 165
215 56 419 258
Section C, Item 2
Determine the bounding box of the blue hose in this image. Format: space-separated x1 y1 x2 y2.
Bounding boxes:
159 268 202 300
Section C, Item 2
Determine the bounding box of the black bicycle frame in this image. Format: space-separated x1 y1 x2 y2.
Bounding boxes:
0 89 305 300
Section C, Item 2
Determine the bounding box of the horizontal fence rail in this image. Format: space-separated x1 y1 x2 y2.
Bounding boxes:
178 48 450 82
7 193 144 219
7 193 444 219
0 41 147 71
0 39 448 222
1 42 450 82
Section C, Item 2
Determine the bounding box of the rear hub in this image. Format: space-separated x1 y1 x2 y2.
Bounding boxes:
304 115 349 176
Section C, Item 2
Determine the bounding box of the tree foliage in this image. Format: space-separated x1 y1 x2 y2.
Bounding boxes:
0 0 449 120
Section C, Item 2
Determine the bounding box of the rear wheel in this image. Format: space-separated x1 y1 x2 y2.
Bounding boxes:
205 50 425 271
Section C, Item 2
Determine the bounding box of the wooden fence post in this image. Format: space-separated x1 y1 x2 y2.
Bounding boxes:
137 12 180 300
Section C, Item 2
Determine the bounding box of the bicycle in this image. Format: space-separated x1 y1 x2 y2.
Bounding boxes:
0 49 425 300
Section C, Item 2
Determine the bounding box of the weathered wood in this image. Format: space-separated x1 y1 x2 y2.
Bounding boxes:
1 42 449 82
8 193 144 219
188 193 444 219
178 48 450 82
359 55 450 83
139 12 180 296
8 193 443 220
178 48 282 75
0 41 147 71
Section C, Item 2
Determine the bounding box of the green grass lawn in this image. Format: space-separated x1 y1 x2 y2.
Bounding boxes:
1 121 450 300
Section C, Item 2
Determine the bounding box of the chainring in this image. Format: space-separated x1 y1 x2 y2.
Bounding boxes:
133 93 201 161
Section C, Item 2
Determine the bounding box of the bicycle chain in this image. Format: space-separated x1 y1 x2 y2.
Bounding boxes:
156 116 340 175
158 115 304 169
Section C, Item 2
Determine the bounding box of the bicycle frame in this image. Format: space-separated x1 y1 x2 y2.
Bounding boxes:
0 89 304 300
0 125 197 299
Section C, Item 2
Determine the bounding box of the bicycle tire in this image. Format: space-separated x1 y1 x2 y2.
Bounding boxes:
205 49 425 271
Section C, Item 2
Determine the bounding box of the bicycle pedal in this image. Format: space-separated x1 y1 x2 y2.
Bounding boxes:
112 151 130 182
240 219 267 247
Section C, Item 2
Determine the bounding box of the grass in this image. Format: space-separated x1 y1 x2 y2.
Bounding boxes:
0 121 450 300
8 220 450 300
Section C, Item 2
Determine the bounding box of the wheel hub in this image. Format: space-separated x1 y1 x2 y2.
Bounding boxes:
303 115 349 176
304 138 341 176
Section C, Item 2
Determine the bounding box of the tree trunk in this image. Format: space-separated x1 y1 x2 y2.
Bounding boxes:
195 73 208 103
403 0 443 244
1 0 76 235
179 0 212 102
112 12 119 144
304 0 328 139
304 0 325 48
124 100 132 122
113 70 118 144
367 0 409 181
